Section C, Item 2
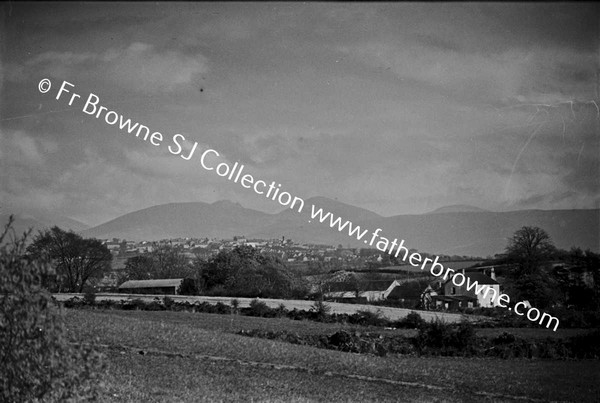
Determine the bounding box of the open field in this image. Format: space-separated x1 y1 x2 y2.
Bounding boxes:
64 309 600 402
54 293 482 323
95 309 590 339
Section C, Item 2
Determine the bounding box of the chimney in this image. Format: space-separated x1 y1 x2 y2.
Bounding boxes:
490 267 496 280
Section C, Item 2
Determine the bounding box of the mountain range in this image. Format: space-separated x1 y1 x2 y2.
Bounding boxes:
79 198 599 257
2 198 598 257
0 207 89 241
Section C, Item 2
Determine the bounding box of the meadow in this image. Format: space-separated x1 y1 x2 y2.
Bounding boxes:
64 309 600 402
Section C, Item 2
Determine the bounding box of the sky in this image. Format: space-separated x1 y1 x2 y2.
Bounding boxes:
1 2 599 226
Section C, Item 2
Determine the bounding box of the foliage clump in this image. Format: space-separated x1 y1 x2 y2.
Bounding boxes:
395 311 427 329
311 299 332 321
248 299 273 317
27 226 112 293
415 318 478 356
0 217 105 402
198 245 302 298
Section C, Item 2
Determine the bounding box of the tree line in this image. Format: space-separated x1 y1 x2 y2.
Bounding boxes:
25 227 307 298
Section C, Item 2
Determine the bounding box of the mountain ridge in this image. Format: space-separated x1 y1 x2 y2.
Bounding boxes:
427 205 489 214
0 208 89 239
79 199 600 257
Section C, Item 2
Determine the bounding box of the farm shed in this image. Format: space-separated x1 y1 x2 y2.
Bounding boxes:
118 278 184 295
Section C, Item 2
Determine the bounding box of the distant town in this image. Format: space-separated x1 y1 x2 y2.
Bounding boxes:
103 235 483 268
95 234 484 290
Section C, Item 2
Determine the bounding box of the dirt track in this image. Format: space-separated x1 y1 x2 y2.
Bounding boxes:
53 293 482 323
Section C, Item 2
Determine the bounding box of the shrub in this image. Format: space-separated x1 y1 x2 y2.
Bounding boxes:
214 302 232 314
310 300 332 321
415 318 478 356
0 217 105 402
396 311 426 329
64 296 85 308
276 303 288 317
83 290 97 306
248 299 273 317
146 297 165 311
351 309 389 327
163 296 175 309
129 298 147 310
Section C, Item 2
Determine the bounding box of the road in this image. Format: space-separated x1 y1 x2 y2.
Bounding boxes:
53 293 481 323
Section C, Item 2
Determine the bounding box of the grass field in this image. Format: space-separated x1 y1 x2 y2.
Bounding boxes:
64 309 600 402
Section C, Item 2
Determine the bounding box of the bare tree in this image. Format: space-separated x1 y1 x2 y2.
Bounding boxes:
505 226 555 274
27 227 111 292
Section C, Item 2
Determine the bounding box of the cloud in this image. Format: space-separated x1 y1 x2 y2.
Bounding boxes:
336 34 596 106
11 42 208 94
336 41 527 103
0 130 49 166
105 43 208 93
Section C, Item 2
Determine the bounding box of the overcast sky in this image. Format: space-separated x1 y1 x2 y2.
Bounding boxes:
1 2 598 226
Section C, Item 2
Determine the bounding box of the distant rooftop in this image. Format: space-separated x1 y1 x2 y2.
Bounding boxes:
119 279 183 289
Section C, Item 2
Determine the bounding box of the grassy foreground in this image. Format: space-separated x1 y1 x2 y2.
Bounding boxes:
64 309 600 402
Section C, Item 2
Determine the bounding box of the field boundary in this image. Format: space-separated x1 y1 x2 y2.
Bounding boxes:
55 293 485 323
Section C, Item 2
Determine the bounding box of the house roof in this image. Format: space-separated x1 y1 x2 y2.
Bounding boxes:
387 286 420 300
119 279 184 289
445 272 499 285
326 280 397 292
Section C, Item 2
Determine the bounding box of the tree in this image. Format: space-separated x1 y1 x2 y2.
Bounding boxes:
552 248 600 310
199 245 298 298
1 217 104 401
121 245 192 284
502 226 560 308
152 244 192 278
122 255 155 281
27 227 112 293
177 278 198 295
505 226 555 274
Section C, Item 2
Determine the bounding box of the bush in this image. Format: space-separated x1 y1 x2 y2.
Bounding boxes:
248 299 273 317
310 300 332 321
213 302 232 314
396 311 426 329
415 318 478 356
125 298 147 310
0 217 105 402
163 296 175 309
350 309 389 327
83 290 97 306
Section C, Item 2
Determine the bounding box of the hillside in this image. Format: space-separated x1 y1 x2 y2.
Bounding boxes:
80 198 599 257
367 209 599 257
82 201 275 241
0 208 89 238
428 205 489 214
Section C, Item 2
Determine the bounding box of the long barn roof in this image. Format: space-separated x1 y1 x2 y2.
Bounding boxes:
118 279 184 289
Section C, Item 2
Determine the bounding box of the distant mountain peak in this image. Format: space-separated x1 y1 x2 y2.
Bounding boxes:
428 205 489 214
